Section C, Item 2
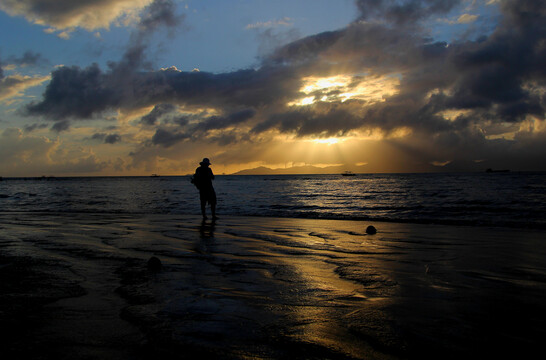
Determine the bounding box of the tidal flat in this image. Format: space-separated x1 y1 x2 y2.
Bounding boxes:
1 212 545 359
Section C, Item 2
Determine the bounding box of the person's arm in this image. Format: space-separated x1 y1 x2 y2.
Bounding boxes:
210 168 215 180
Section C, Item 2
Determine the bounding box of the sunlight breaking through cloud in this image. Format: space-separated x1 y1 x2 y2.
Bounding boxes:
0 0 545 175
288 74 400 106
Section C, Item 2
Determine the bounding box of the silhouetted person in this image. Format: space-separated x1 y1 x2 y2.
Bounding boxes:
192 158 217 220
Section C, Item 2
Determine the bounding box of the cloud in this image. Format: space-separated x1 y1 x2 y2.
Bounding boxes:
0 127 108 176
26 63 300 122
26 63 115 118
90 132 122 144
193 108 256 132
139 103 177 125
151 127 189 147
252 105 361 137
0 128 55 165
24 0 546 131
440 13 479 24
131 107 256 150
0 50 50 104
455 13 479 23
56 31 71 40
23 122 48 132
246 17 294 29
0 0 154 31
0 0 184 41
0 73 50 104
51 119 70 133
7 51 48 67
17 0 546 172
355 0 461 25
104 133 121 144
24 0 186 120
137 0 185 34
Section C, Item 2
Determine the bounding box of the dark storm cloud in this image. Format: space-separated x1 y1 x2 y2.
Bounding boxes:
25 0 300 121
442 1 546 123
90 133 106 141
253 105 360 137
138 0 184 34
209 131 240 146
51 119 70 133
23 0 295 130
144 66 300 111
8 51 47 67
25 0 186 121
147 108 256 148
139 103 176 125
26 63 118 119
22 0 546 162
355 0 460 25
110 0 185 73
171 116 190 127
266 30 345 66
90 132 121 144
23 122 48 132
257 0 545 140
104 0 185 77
151 127 189 147
104 133 121 144
26 64 300 120
193 108 256 132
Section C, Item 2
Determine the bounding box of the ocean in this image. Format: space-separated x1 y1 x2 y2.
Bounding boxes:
1 172 545 229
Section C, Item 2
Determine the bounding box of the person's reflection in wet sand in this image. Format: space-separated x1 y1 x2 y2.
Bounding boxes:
195 218 216 254
199 218 216 239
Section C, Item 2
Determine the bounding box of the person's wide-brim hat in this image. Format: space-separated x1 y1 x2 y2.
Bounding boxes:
200 158 211 165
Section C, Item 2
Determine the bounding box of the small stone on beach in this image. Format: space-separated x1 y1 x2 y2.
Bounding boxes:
366 225 377 235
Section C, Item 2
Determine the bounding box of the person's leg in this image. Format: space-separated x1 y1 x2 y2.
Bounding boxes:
200 192 207 219
211 190 217 219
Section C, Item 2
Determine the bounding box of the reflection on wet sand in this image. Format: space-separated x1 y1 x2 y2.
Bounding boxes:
199 219 216 239
1 213 545 359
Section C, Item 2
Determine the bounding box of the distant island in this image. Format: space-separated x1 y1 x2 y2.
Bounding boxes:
231 161 515 175
232 165 367 175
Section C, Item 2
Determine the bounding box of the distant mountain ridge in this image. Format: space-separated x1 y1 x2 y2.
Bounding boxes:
231 160 497 175
232 164 367 175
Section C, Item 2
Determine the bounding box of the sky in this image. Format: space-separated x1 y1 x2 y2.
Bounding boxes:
0 0 544 176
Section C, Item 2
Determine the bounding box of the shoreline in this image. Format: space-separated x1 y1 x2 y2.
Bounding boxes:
1 213 545 359
1 210 544 231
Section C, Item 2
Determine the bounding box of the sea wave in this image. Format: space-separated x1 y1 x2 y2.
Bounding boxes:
1 173 545 229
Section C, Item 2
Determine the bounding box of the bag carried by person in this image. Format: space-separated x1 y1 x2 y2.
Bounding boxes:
190 175 201 190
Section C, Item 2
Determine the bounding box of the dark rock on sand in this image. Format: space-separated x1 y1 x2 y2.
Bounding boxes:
366 225 377 235
147 256 162 272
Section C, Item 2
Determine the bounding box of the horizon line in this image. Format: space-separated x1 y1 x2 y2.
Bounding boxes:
2 170 540 179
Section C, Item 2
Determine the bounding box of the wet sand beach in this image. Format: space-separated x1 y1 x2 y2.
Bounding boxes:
1 212 545 359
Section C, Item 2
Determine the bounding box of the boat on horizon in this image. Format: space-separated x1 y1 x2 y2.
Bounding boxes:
341 171 356 176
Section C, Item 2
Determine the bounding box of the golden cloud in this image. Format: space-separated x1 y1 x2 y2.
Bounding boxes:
0 74 50 104
0 0 153 31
